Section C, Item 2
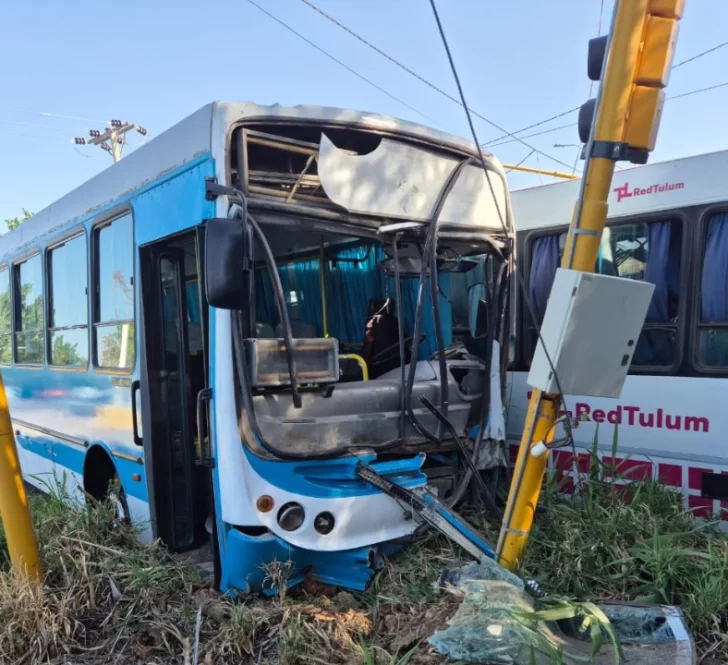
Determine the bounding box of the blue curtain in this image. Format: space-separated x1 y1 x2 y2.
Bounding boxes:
643 222 671 323
186 281 201 324
395 274 452 359
253 243 453 360
529 235 560 323
700 213 728 366
278 258 324 336
326 245 382 344
632 222 673 365
255 270 278 329
701 213 728 322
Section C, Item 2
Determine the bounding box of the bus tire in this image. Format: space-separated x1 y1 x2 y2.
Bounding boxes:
83 447 130 523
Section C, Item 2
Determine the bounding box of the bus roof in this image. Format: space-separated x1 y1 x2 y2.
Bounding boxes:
1 102 502 258
511 148 728 231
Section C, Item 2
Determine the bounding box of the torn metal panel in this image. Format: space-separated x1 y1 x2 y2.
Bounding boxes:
317 133 508 230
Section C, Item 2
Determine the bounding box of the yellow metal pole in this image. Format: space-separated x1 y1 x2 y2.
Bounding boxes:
502 164 579 180
497 0 672 571
0 372 41 580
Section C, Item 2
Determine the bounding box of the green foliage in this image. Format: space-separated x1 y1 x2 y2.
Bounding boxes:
522 424 728 660
3 208 32 231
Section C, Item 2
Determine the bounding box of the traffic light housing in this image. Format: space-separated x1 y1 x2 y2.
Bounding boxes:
578 0 684 164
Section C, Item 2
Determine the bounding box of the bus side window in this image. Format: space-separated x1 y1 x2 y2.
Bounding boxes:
0 267 10 365
525 220 682 370
613 221 682 369
14 253 44 365
698 211 728 368
48 234 89 368
94 214 135 371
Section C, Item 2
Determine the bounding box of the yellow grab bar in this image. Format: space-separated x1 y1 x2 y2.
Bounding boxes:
339 354 369 382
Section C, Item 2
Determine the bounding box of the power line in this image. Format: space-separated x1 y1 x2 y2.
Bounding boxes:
487 37 728 149
295 0 580 172
39 111 108 124
668 79 728 100
488 122 580 148
672 39 728 69
487 80 728 147
245 0 443 128
0 118 70 132
482 107 582 146
506 149 536 172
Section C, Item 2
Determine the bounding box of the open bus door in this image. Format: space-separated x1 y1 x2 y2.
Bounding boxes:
139 241 198 552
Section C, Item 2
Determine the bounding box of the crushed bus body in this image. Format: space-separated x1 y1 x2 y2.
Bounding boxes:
2 102 513 594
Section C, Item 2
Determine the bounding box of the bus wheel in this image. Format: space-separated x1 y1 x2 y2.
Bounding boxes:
107 475 131 525
83 448 130 524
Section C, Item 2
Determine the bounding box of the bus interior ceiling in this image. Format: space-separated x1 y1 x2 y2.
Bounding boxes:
231 122 384 208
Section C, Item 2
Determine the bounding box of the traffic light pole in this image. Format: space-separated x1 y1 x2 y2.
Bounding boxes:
0 371 41 580
497 0 684 571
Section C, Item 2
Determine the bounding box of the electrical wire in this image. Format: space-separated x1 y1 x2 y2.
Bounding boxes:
295 0 580 173
425 0 576 531
482 108 582 146
482 80 728 149
672 39 728 69
506 149 536 173
244 0 443 128
488 36 728 151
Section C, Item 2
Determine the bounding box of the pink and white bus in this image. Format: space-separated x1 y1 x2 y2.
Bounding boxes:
507 148 728 521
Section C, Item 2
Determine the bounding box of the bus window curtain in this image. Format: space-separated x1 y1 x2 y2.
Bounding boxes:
255 270 278 329
396 274 453 360
644 221 671 323
253 242 453 360
278 258 323 337
326 244 382 345
186 281 201 324
633 221 672 366
700 213 728 366
528 235 559 323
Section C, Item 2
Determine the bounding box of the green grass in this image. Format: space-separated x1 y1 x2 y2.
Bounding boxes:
3 446 728 664
520 444 728 662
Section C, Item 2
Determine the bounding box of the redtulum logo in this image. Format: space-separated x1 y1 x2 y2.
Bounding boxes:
613 180 685 203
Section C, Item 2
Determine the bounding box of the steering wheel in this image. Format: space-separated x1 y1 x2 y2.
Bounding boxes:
370 334 427 369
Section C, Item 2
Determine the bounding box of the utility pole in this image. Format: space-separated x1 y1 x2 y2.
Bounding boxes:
74 120 148 163
497 0 684 571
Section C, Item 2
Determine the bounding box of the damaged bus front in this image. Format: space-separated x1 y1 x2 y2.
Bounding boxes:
205 108 514 593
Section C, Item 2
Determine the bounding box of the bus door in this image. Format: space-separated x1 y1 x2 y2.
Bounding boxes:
139 239 198 551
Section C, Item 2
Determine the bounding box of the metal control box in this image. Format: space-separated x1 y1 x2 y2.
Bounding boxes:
527 268 655 398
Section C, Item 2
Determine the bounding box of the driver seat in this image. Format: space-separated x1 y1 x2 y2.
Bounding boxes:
361 299 407 379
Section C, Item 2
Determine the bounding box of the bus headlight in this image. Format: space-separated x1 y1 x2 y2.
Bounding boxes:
277 502 305 532
313 511 335 535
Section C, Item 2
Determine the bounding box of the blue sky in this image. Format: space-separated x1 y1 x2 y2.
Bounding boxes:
2 0 727 223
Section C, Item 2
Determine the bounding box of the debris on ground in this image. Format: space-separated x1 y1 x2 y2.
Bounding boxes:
427 560 695 664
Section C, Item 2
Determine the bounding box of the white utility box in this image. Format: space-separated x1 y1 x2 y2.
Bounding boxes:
527 268 655 398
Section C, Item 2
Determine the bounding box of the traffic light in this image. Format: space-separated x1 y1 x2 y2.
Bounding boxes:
578 0 684 164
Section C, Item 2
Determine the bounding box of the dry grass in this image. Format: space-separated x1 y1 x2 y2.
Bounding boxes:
0 488 456 665
4 449 728 664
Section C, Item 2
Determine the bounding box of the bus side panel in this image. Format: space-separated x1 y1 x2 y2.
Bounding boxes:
8 156 216 542
507 371 728 523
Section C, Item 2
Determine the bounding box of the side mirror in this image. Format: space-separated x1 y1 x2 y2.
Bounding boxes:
468 283 488 339
204 217 253 309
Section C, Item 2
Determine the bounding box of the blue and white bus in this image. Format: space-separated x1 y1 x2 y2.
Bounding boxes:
4 102 513 593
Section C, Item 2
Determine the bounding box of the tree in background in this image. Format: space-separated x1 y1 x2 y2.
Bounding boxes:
4 209 32 231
